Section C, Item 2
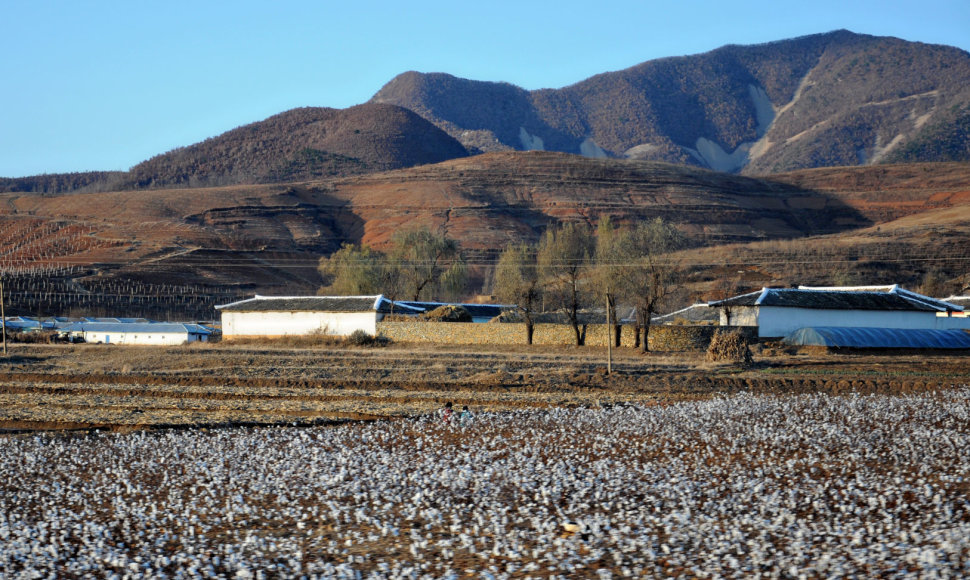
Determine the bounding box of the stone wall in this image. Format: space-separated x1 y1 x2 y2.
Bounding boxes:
377 321 755 351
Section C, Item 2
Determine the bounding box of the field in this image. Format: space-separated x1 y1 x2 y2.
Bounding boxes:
2 342 969 432
1 343 969 577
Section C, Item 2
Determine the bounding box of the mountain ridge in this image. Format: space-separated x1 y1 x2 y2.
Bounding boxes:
372 30 970 174
4 30 969 192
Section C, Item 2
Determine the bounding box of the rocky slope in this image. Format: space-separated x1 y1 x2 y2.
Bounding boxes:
372 30 970 174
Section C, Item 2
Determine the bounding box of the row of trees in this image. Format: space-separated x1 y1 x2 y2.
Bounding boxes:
319 228 467 303
494 217 684 350
319 218 684 351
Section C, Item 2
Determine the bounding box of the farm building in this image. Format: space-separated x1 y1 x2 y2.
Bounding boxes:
58 322 214 345
215 295 420 340
709 285 967 338
1 316 51 333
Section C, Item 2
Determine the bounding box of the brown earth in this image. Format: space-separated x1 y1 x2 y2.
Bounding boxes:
1 342 966 434
0 154 969 315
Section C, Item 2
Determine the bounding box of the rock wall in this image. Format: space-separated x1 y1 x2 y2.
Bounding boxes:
377 322 756 351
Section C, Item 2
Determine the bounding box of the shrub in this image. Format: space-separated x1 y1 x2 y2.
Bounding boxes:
345 330 390 347
706 329 753 367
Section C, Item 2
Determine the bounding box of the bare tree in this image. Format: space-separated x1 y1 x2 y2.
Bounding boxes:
493 243 540 344
537 222 593 346
593 216 624 347
618 218 685 352
388 227 466 301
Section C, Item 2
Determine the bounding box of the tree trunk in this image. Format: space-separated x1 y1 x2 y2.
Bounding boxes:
607 295 621 348
641 316 652 352
613 324 622 348
526 321 534 345
572 320 584 346
636 306 649 352
633 321 641 349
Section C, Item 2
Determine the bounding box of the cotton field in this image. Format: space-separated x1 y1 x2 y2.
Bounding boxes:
2 391 969 579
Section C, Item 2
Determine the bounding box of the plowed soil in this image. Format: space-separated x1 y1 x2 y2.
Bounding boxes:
1 342 967 433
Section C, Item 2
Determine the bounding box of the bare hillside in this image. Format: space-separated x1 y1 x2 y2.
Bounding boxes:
0 154 968 316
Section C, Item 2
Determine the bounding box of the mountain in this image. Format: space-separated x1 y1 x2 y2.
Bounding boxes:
371 30 970 174
5 30 968 194
127 103 470 188
0 103 469 193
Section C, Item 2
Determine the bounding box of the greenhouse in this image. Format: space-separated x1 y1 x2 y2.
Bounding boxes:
784 326 970 349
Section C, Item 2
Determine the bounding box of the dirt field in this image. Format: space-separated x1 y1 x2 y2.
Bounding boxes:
1 342 968 433
3 342 969 576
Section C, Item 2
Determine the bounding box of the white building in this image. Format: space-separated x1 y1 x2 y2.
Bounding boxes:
709 285 967 338
60 322 214 345
215 295 414 340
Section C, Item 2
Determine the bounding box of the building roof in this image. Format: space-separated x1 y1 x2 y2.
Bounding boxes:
60 322 213 334
215 295 415 314
709 285 963 313
650 303 718 325
942 296 970 307
2 319 43 331
784 327 970 349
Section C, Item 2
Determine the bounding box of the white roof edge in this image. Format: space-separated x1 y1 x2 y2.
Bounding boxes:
793 285 963 313
395 300 519 309
216 295 384 310
754 287 771 306
797 284 897 292
656 303 710 318
254 294 383 300
708 289 762 306
894 287 963 312
386 301 426 313
214 296 256 310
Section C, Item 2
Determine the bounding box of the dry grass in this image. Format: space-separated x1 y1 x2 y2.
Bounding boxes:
0 342 968 433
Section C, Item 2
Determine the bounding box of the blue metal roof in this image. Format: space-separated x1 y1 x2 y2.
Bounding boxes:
2 319 43 331
59 322 213 335
785 327 970 349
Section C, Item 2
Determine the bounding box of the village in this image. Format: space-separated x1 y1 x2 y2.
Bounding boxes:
3 284 969 352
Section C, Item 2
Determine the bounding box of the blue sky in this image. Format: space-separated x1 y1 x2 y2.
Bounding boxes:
2 0 969 177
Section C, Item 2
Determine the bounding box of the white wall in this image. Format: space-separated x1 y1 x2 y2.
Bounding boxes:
221 311 377 338
84 331 204 345
719 306 759 327
755 307 959 338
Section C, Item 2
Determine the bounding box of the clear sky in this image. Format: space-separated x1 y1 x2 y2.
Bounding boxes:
2 0 968 177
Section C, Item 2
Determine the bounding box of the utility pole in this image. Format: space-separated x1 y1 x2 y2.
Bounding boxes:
606 291 612 375
1 276 6 355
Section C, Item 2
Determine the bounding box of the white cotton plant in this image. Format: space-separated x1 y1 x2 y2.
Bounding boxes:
0 389 968 576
